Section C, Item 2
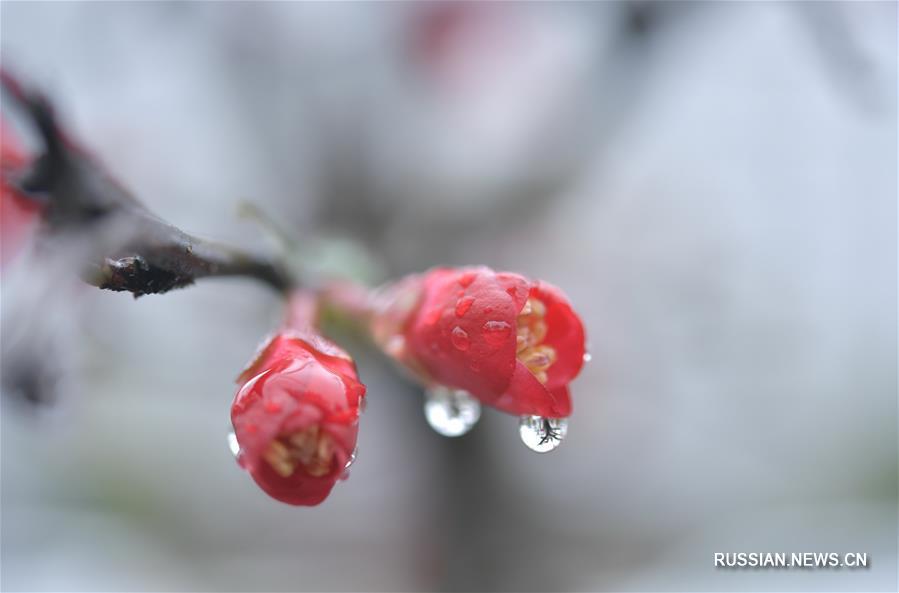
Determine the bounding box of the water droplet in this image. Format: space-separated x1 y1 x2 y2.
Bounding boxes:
227 430 240 458
519 416 568 453
264 399 282 413
339 448 357 480
424 387 481 437
482 320 512 346
583 352 592 363
455 296 475 317
469 359 481 372
458 272 476 287
450 326 470 351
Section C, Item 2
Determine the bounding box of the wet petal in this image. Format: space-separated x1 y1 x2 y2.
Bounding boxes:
230 325 365 506
493 362 571 417
530 282 586 389
406 267 520 396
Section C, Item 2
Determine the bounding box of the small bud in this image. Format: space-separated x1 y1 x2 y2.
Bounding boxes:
230 292 366 506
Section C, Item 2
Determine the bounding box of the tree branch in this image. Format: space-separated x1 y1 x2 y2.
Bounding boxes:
1 70 292 296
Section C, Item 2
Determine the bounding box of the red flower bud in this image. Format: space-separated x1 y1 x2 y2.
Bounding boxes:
1 116 41 265
375 266 586 418
231 294 366 506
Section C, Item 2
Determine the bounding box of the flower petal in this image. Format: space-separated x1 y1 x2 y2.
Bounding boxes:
406 267 520 397
494 271 530 314
493 362 571 417
236 334 304 384
230 330 363 506
531 282 586 389
249 460 340 506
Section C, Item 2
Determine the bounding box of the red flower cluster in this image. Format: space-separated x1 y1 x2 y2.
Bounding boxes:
1 116 41 265
373 266 586 418
230 295 366 506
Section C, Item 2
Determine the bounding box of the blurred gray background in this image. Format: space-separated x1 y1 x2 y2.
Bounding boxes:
1 2 896 591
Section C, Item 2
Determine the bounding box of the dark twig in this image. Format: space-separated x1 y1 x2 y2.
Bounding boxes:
538 418 562 446
1 70 292 297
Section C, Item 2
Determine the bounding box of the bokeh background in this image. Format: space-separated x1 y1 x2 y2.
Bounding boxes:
1 2 896 591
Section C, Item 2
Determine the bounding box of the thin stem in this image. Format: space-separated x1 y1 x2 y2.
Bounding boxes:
283 289 320 331
318 280 375 328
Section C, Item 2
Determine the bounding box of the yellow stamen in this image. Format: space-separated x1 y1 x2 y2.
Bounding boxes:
520 344 557 372
263 440 295 477
264 426 336 478
516 328 532 353
516 298 556 384
519 300 533 316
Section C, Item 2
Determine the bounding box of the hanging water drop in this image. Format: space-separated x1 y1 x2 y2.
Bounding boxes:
227 430 240 458
424 386 481 437
518 415 568 453
583 352 592 363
